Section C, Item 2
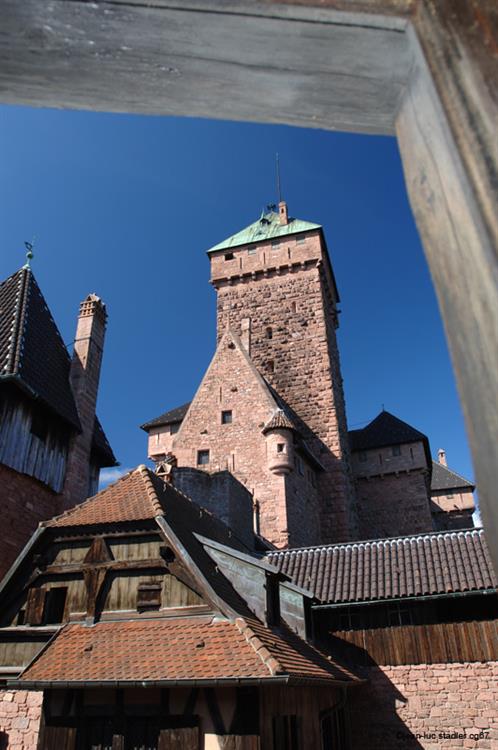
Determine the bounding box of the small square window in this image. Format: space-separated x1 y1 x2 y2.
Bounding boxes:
358 451 367 463
224 252 234 260
277 443 285 453
248 246 257 255
221 410 232 424
392 445 402 457
296 235 306 244
197 450 210 465
271 240 280 249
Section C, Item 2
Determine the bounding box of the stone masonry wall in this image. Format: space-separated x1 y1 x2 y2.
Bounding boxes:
355 469 434 539
213 231 355 542
349 662 498 750
0 465 58 580
0 689 42 750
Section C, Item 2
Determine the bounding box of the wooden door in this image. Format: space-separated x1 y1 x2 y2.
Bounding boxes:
158 727 199 750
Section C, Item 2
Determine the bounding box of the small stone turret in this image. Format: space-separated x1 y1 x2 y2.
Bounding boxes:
263 410 295 476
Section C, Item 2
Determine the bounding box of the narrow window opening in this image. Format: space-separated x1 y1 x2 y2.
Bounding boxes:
197 450 210 465
221 410 232 424
291 301 297 313
266 574 281 626
266 360 274 373
266 326 273 339
43 587 68 624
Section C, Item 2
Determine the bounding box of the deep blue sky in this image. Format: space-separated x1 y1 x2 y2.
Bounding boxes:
0 104 475 493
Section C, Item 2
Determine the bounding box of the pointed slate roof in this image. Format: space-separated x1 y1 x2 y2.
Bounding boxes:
0 267 80 428
206 210 321 254
431 461 475 492
349 410 429 452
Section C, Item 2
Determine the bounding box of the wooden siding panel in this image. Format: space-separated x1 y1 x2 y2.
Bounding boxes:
0 399 68 492
332 620 498 665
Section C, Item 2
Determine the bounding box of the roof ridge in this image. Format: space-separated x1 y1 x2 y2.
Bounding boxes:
234 617 283 676
137 464 164 516
267 527 484 555
5 267 29 375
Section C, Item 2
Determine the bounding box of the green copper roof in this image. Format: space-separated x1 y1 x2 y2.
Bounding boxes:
206 211 322 254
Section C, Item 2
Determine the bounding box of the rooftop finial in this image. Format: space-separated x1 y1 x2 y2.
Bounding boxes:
23 238 35 269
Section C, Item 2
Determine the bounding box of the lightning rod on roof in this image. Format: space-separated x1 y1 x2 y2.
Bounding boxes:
276 152 282 204
23 238 35 269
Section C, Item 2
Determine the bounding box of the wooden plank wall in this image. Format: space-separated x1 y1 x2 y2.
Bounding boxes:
0 400 67 491
332 620 498 665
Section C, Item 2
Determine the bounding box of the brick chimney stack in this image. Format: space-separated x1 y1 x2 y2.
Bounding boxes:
438 448 447 466
278 201 288 226
63 294 107 508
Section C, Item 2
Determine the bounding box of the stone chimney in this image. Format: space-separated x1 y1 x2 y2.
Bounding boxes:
63 294 107 508
438 448 447 466
278 200 288 226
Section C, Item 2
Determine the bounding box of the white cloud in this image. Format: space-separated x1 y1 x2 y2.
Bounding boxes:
99 466 133 489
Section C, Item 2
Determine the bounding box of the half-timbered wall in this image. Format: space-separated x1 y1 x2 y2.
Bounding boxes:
0 395 69 493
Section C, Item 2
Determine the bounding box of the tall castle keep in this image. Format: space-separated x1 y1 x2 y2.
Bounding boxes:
142 203 475 548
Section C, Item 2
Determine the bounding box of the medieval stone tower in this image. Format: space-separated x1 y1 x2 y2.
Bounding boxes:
208 202 357 541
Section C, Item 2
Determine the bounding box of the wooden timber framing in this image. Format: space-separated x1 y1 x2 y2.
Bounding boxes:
0 1 496 570
331 619 498 666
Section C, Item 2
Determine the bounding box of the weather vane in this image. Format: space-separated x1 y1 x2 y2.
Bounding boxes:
23 238 35 268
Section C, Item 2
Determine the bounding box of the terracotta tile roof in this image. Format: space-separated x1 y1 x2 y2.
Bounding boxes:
16 616 358 686
141 402 191 431
0 267 80 429
45 465 163 527
266 529 497 604
431 461 475 491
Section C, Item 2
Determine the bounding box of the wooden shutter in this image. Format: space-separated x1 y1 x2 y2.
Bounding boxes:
25 587 46 625
158 726 199 750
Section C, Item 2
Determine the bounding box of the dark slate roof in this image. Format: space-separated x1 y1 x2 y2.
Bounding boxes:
92 417 118 468
141 401 191 431
0 267 81 429
265 529 496 605
349 411 428 452
431 461 475 492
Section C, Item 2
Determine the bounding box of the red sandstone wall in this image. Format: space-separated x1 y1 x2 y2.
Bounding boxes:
0 465 59 581
349 662 498 749
0 690 42 750
215 250 355 541
355 470 434 539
